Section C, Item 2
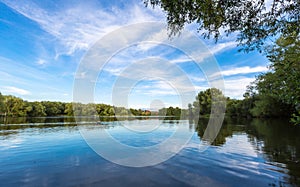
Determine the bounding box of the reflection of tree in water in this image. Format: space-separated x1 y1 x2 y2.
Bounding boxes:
0 117 78 139
1 116 77 125
195 117 246 146
247 119 300 186
195 117 300 186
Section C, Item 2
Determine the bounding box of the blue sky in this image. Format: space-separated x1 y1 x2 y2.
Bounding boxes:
0 0 269 109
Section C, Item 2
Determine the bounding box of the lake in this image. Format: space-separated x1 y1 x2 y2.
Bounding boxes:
0 117 299 186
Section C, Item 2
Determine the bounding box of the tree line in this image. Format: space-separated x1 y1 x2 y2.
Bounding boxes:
1 85 298 125
0 94 151 117
191 87 299 125
0 93 188 118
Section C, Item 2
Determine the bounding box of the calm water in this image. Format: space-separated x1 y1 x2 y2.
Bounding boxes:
0 117 299 187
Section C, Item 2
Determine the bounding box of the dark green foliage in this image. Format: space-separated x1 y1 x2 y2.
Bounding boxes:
129 108 151 116
96 104 115 116
250 95 292 118
266 34 300 109
226 99 240 117
234 96 255 118
26 102 46 117
247 35 300 123
41 101 65 116
291 111 300 125
158 106 181 117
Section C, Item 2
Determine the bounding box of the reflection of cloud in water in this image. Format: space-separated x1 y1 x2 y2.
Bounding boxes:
217 134 258 157
0 136 23 150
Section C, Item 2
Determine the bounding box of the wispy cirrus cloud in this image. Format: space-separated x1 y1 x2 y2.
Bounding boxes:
0 56 72 100
1 86 31 95
167 41 237 64
209 41 237 55
221 66 268 76
2 0 164 58
212 66 268 77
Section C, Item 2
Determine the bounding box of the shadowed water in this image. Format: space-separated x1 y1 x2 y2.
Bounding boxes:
0 117 299 186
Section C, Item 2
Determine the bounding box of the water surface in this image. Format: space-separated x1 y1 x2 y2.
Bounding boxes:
0 117 299 186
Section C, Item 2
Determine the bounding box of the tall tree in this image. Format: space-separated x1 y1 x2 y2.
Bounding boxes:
249 35 300 122
266 34 300 107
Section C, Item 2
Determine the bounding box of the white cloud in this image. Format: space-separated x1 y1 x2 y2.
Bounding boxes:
209 41 237 54
170 56 193 64
111 58 198 93
2 0 164 58
36 59 46 65
130 80 180 96
221 66 268 76
194 85 210 91
0 137 24 150
2 86 31 95
189 75 206 82
210 66 268 78
142 89 179 96
224 77 255 99
186 21 239 53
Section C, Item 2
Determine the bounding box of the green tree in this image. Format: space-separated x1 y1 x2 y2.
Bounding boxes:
250 95 292 118
266 34 300 108
158 108 167 116
226 99 240 117
145 0 300 51
65 103 74 116
248 35 300 123
3 95 27 117
158 107 181 117
41 101 65 116
115 107 129 116
26 102 47 117
193 88 226 116
81 103 97 116
173 107 181 117
0 92 5 115
98 106 115 116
